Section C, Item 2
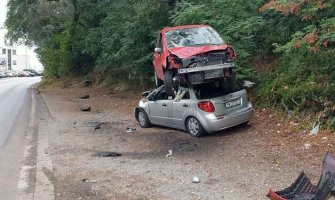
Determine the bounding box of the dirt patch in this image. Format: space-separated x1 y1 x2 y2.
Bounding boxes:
39 85 335 200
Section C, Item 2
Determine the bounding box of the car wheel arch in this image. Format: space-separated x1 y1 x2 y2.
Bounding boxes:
137 108 152 128
185 116 206 137
184 115 198 130
136 107 150 121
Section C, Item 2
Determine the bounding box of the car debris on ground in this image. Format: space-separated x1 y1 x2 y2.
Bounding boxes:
126 127 136 133
310 122 321 135
304 143 312 150
166 150 173 158
243 80 255 88
80 94 90 99
93 151 122 157
267 153 335 200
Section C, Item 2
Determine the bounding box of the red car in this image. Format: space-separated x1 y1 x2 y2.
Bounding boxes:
153 24 237 95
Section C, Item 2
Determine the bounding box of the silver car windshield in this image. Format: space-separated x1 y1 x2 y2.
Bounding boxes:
165 27 224 48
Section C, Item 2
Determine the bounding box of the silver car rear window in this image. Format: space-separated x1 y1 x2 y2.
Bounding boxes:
193 79 241 99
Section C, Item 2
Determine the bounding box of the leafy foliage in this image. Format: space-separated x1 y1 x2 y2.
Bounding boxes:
257 0 335 128
5 0 335 127
85 0 171 84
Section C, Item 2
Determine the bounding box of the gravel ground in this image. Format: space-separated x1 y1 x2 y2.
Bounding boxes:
39 85 335 200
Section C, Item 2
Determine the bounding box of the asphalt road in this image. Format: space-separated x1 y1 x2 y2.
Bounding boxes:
0 77 41 199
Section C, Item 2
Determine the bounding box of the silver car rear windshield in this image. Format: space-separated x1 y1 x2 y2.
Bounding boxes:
165 27 224 48
193 79 241 99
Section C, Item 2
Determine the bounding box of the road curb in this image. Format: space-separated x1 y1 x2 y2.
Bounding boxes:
17 91 55 200
17 91 38 199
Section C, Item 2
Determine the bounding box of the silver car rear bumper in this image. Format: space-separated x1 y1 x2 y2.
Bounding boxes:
198 104 254 133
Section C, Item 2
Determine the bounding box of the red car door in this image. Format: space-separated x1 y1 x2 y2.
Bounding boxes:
153 33 165 80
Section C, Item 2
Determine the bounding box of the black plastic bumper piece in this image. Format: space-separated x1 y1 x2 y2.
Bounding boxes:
268 153 335 200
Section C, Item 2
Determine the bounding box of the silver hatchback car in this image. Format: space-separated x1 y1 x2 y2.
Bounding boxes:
135 80 254 137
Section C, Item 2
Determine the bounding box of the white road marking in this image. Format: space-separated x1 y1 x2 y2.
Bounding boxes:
23 145 34 159
17 92 37 194
17 88 55 199
17 165 34 191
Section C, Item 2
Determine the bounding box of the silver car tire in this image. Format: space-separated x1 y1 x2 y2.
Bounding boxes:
186 117 205 137
164 69 175 96
138 110 151 128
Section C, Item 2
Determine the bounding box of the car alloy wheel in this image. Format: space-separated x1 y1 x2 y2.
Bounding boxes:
137 110 151 128
186 117 205 137
138 112 145 126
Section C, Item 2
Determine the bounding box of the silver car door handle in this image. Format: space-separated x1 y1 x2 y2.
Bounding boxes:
162 103 167 107
182 104 189 107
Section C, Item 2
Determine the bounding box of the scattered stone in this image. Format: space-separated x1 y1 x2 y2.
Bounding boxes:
86 122 109 130
80 95 90 99
192 176 200 183
304 143 311 150
80 105 91 112
290 121 299 126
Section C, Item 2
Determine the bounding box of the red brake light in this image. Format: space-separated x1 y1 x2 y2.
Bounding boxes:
197 101 215 113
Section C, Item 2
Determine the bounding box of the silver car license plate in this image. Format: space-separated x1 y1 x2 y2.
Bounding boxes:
224 99 241 108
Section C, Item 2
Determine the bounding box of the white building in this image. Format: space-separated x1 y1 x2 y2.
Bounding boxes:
0 0 43 71
0 44 17 70
0 43 33 71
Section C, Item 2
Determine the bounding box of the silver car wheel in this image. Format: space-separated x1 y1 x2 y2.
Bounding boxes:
138 111 146 126
188 118 200 136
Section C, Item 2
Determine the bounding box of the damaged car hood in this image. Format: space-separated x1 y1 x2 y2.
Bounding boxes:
168 44 229 59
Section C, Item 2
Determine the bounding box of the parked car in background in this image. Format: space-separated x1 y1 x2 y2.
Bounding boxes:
23 71 35 77
135 79 253 137
23 69 42 76
17 71 27 77
4 70 14 77
153 24 236 95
